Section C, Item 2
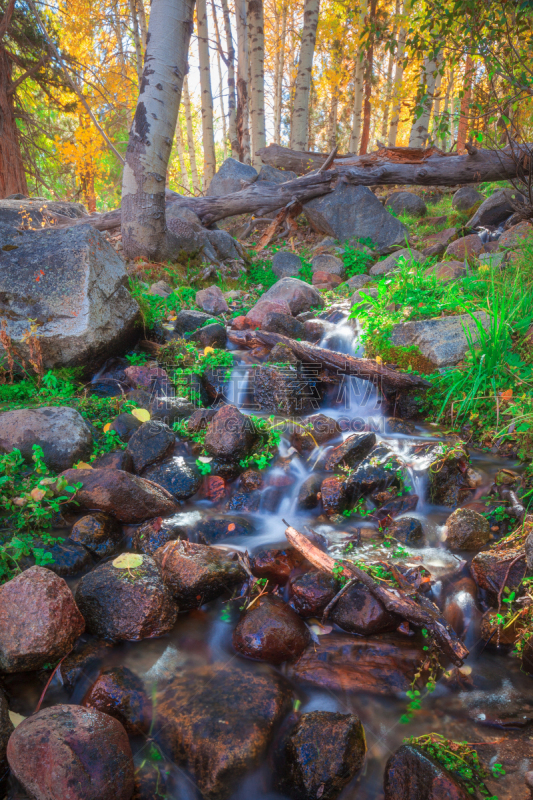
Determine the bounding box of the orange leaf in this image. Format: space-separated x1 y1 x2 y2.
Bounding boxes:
500 389 513 401
227 523 236 532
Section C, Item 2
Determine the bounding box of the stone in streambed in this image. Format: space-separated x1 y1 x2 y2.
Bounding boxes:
132 516 192 556
232 594 310 664
194 514 255 541
291 413 341 453
60 468 178 523
262 311 306 339
82 665 152 736
330 581 400 635
69 512 124 558
156 664 291 800
277 711 366 800
126 420 175 473
91 449 134 471
0 406 93 472
323 431 376 471
346 444 404 500
142 455 202 501
31 538 94 576
186 321 227 349
445 507 490 550
173 308 214 335
250 365 321 415
259 276 324 315
388 517 424 545
204 404 257 462
427 444 471 507
58 638 113 691
471 547 526 604
153 540 246 610
0 566 84 673
7 704 134 800
251 548 308 584
290 571 337 617
297 473 322 510
321 475 348 515
75 556 178 641
109 412 142 442
384 744 470 800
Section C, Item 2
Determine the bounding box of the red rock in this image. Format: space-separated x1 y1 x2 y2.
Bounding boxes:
124 365 168 390
498 220 533 249
231 315 250 330
290 571 337 617
203 475 227 502
233 594 310 664
330 580 400 635
423 226 457 247
445 234 484 259
60 467 178 523
82 666 152 735
312 271 342 288
246 300 292 328
320 475 347 515
252 548 307 584
7 704 134 800
425 260 465 281
384 744 470 800
0 566 84 673
195 285 229 315
204 404 257 461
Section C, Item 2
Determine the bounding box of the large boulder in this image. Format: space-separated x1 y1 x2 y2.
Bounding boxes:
155 664 292 800
389 312 490 368
257 164 297 183
323 431 376 471
232 594 310 664
384 744 470 800
0 406 93 471
0 566 84 673
445 507 490 550
75 556 178 641
277 711 366 800
259 277 325 315
370 248 425 277
290 570 337 616
60 468 179 523
452 186 484 212
207 157 258 196
272 250 302 279
7 704 134 800
0 225 139 370
0 197 87 227
467 188 525 229
142 456 202 501
387 191 427 218
303 184 407 250
126 420 175 473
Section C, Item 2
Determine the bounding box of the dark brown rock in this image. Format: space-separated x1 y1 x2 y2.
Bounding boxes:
291 414 341 453
346 444 404 500
187 407 217 433
82 666 152 735
204 404 257 461
471 547 526 604
132 516 188 556
109 412 142 442
155 664 292 800
126 420 175 473
323 432 377 471
75 556 178 641
278 711 366 800
297 474 322 510
388 517 424 545
0 566 85 673
252 548 308 584
330 581 400 635
7 704 134 800
30 538 93 576
428 445 471 508
69 512 124 558
384 744 470 800
194 514 255 542
290 633 424 696
0 688 14 779
290 571 337 617
142 456 202 501
522 637 533 675
250 366 320 416
321 476 348 515
58 638 113 691
91 450 134 472
225 490 260 512
233 594 310 664
445 507 490 550
239 468 264 492
60 468 178 523
153 540 246 610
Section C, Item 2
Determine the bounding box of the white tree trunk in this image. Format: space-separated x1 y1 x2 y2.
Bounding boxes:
388 18 407 146
182 75 201 194
431 67 443 144
136 0 148 49
236 0 251 162
440 66 454 150
220 0 239 158
247 0 266 167
349 0 368 153
409 52 443 147
197 0 217 188
128 0 143 85
121 0 196 260
290 0 320 150
380 0 400 142
216 46 228 160
273 1 286 145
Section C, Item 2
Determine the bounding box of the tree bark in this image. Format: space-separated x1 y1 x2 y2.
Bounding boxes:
128 0 144 85
215 46 228 160
388 6 407 147
247 0 266 167
409 53 443 147
121 0 196 260
273 0 287 145
457 54 473 153
0 47 28 198
176 124 189 192
182 75 201 194
359 0 377 155
136 0 148 49
236 0 251 162
290 0 320 151
380 0 400 142
440 66 454 150
220 0 239 158
197 0 217 188
349 0 367 153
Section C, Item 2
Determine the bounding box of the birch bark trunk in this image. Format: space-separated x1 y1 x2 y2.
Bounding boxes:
349 0 367 153
290 0 320 151
457 55 473 153
121 0 196 260
182 75 201 194
247 0 266 167
380 0 400 141
408 52 443 147
441 66 454 150
236 0 251 162
128 0 143 84
388 6 406 146
273 1 286 145
136 0 148 49
220 0 239 157
197 0 217 187
359 0 377 155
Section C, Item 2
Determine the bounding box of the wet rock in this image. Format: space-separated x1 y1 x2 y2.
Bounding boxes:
522 637 533 675
390 312 490 367
290 633 424 695
467 188 525 229
384 744 470 800
187 321 227 349
424 260 465 281
233 594 310 664
0 225 139 371
323 431 376 471
31 538 93 576
291 413 341 453
262 311 306 339
321 475 348 515
7 704 134 800
378 494 419 522
0 567 84 673
277 711 366 800
445 233 484 259
388 517 424 545
260 276 325 315
370 248 425 277
452 186 484 212
142 455 202 501
149 395 196 426
60 468 178 523
303 318 329 342
82 666 152 735
272 250 302 279
297 474 323 510
226 490 260 512
346 444 404 500
194 514 255 541
70 512 124 558
0 688 14 778
290 571 337 617
188 407 217 432
154 540 246 610
427 445 471 507
239 469 264 492
109 412 143 442
92 449 134 471
155 664 291 800
311 253 345 276
126 420 175 473
386 417 415 435
202 475 227 503
304 184 407 249
75 556 178 641
471 547 526 604
207 157 258 195
267 341 300 364
445 578 480 638
0 406 93 472
252 548 307 584
132 516 191 555
250 365 320 416
195 285 229 315
174 308 214 335
204 404 257 462
445 507 490 550
58 638 113 691
330 581 399 635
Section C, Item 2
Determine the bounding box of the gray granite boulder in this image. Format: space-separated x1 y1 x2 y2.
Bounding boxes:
390 312 490 367
257 165 297 183
0 197 87 228
272 250 302 278
370 248 425 276
311 254 345 276
452 186 484 212
260 277 324 315
386 191 427 218
467 188 525 229
207 157 258 196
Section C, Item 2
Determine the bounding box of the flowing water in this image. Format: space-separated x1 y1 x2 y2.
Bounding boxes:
4 310 532 800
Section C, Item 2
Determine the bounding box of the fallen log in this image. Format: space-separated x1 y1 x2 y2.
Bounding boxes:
284 523 469 666
253 330 432 394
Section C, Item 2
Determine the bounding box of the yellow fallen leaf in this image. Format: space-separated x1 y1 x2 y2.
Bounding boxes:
75 461 93 470
9 711 26 728
376 355 383 365
203 346 215 356
131 408 150 422
103 422 112 433
30 488 46 502
113 553 143 569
